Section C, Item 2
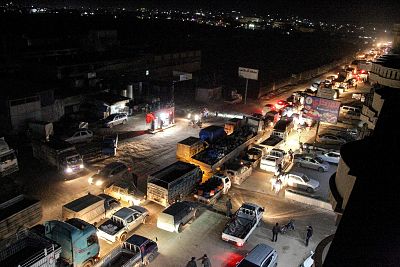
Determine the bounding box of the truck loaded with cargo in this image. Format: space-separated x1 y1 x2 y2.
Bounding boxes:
176 136 207 162
95 234 158 267
258 135 284 153
271 117 294 140
43 218 100 267
97 206 149 243
0 137 19 177
0 194 42 240
62 193 121 226
0 229 62 267
222 203 264 247
32 139 84 175
147 161 203 207
199 125 226 143
77 135 118 161
157 201 198 233
194 173 231 205
224 161 253 185
260 148 286 173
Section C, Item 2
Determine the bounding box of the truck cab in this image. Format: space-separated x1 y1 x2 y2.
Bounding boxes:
45 218 100 267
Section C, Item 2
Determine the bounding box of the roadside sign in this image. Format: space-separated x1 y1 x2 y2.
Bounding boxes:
303 96 341 124
316 87 335 100
238 67 259 80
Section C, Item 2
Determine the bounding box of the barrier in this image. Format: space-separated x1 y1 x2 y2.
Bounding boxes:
285 189 333 211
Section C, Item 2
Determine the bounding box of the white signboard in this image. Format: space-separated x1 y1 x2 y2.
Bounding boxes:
316 87 335 100
238 67 259 80
173 71 193 81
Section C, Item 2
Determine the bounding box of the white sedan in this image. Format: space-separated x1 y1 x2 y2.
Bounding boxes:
317 151 341 164
64 129 93 144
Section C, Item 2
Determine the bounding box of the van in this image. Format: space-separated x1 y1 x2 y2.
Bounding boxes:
340 105 360 115
237 243 278 267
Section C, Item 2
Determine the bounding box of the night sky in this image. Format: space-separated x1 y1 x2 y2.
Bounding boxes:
23 0 400 25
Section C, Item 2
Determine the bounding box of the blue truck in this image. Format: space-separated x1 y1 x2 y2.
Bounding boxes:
199 125 226 143
45 218 100 267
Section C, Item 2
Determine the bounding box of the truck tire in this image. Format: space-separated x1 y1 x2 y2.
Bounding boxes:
145 253 155 265
82 261 93 267
177 223 183 233
120 232 127 242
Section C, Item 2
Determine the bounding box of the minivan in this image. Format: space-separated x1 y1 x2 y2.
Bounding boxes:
237 243 278 267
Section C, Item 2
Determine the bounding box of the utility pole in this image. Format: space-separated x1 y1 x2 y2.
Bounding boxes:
244 78 249 104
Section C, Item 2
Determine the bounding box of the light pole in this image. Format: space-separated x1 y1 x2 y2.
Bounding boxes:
244 78 249 104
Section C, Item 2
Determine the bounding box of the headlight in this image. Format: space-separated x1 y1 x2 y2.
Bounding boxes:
95 180 104 186
187 113 191 119
88 177 93 184
65 167 72 173
80 164 84 169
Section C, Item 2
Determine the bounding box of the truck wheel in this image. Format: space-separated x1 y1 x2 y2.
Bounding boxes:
177 223 183 233
306 187 313 193
145 254 155 265
318 167 324 172
82 261 93 267
120 233 127 242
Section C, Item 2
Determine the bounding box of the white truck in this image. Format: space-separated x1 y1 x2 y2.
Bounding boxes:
222 203 264 247
97 206 149 243
260 148 286 172
0 137 19 177
194 174 231 205
224 162 253 185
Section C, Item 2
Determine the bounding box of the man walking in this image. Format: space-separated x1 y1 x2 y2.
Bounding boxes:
272 223 279 242
198 254 211 267
288 149 294 162
226 198 232 217
306 225 313 246
186 257 197 267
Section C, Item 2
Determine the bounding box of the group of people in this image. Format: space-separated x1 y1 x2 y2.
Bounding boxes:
186 254 211 267
272 223 313 246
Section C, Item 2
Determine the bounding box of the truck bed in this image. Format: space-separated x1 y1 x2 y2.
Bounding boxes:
99 219 124 236
223 216 255 239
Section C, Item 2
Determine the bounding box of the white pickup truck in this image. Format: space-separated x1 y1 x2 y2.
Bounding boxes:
194 174 231 205
260 148 286 172
222 203 264 247
97 206 149 243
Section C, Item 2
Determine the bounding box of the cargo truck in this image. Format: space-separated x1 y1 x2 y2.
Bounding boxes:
62 193 121 226
44 218 100 267
224 162 253 185
147 161 203 207
222 203 264 247
260 149 286 173
0 194 42 240
176 136 207 162
259 135 284 153
32 139 84 175
199 125 226 143
194 174 231 205
0 229 62 267
271 118 294 140
156 201 197 233
0 137 19 177
94 234 158 267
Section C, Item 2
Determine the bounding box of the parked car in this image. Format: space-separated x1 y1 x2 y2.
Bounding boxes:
293 154 330 172
237 243 278 267
317 151 341 164
283 171 320 193
275 100 289 110
318 133 347 145
103 113 128 128
88 162 132 187
64 129 93 144
262 104 276 115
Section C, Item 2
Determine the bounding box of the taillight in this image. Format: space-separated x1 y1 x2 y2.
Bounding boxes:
236 242 243 247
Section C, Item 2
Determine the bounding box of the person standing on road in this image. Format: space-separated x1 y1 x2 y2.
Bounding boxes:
186 257 197 267
198 254 211 267
306 225 313 246
288 149 294 162
226 198 232 217
272 223 279 242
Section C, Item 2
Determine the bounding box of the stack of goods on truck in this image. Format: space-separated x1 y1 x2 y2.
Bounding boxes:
194 173 231 204
199 125 226 143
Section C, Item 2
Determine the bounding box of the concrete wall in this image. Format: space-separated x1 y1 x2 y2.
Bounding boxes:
331 158 356 210
285 190 333 211
9 96 42 131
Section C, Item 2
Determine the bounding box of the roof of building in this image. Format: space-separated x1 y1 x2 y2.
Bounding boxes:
373 54 400 69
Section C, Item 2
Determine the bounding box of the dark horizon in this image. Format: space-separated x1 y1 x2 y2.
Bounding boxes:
11 0 400 26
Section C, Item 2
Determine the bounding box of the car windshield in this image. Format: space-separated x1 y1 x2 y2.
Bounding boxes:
302 174 310 182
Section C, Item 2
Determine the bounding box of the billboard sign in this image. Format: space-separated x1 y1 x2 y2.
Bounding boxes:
238 67 259 80
303 96 341 124
316 87 335 100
